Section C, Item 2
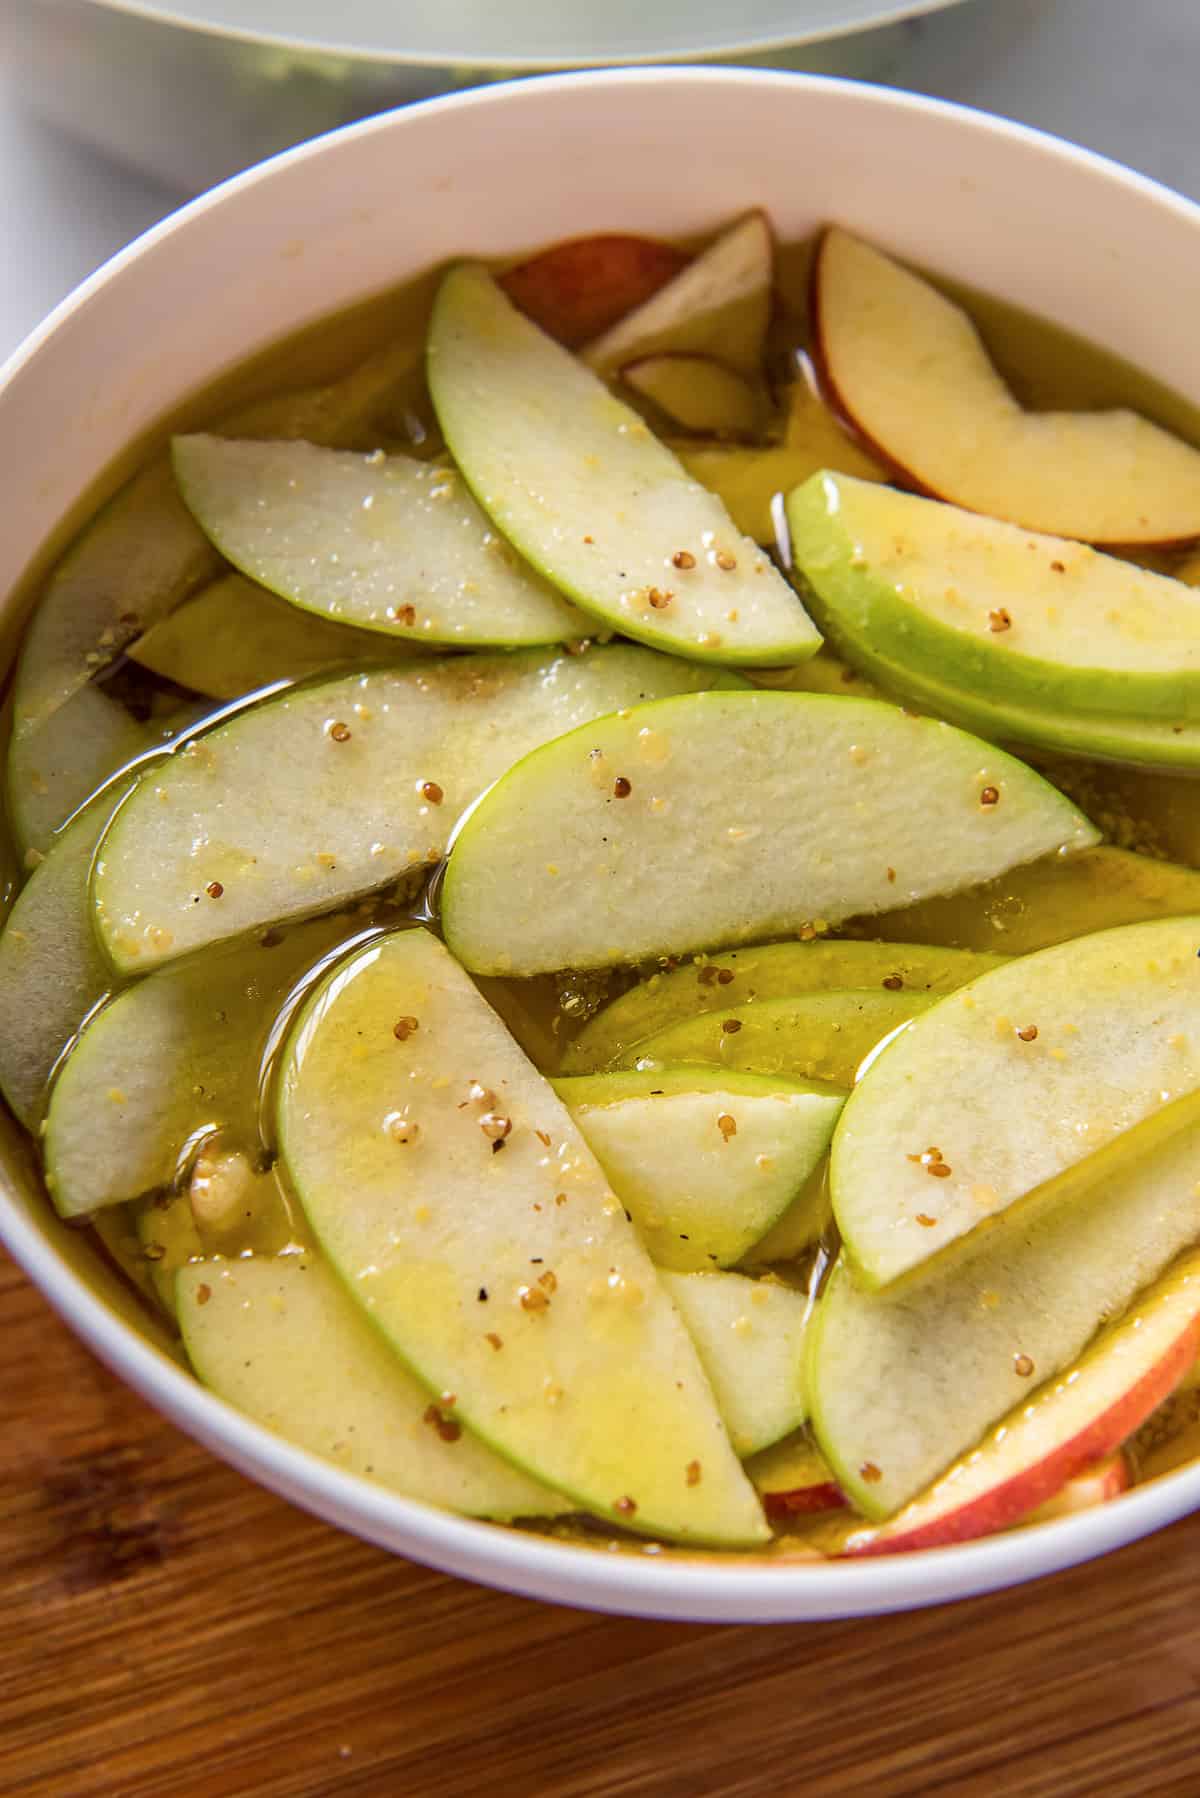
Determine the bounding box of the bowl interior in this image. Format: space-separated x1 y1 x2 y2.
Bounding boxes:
5 67 1200 1621
103 0 964 64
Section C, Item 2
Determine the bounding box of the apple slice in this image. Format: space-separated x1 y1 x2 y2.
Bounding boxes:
623 989 936 1091
562 939 1004 1075
275 927 768 1546
497 235 690 348
134 1152 298 1316
660 1270 809 1457
790 472 1200 723
622 356 764 439
7 680 151 858
839 1253 1200 1555
128 574 410 700
807 1099 1200 1517
833 915 1200 1290
441 689 1096 977
92 644 723 974
744 1431 847 1516
582 214 772 378
43 910 351 1217
1026 1454 1130 1524
427 264 818 666
0 776 133 1128
846 844 1200 957
814 227 1200 544
11 335 425 748
173 437 586 648
550 1066 844 1271
178 1256 568 1520
740 1165 830 1267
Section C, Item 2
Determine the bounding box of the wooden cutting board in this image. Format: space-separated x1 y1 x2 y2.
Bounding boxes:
3 1245 1200 1798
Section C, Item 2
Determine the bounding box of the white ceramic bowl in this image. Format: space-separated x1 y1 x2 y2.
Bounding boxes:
4 68 1200 1623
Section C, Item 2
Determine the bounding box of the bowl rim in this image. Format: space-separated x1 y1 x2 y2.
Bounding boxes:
76 0 966 71
5 64 1200 1623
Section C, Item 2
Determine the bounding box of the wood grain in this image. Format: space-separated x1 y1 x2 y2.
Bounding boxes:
3 1246 1200 1798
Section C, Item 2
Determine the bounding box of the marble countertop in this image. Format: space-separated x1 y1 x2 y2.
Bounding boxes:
1 0 1196 358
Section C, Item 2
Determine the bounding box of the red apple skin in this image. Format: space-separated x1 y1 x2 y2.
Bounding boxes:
842 1313 1200 1559
498 237 690 349
763 1480 847 1519
1027 1452 1130 1524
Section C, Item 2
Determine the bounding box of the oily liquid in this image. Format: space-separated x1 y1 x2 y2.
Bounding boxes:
9 231 1200 1559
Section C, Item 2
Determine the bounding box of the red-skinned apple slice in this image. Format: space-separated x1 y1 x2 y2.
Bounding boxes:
745 1432 847 1517
1026 1453 1130 1524
498 236 689 348
583 213 772 378
813 227 1200 544
840 1251 1200 1557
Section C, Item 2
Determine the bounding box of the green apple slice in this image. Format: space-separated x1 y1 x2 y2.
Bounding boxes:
840 1249 1200 1555
790 472 1200 721
582 213 772 378
172 437 587 648
276 927 768 1546
12 336 423 747
625 989 936 1089
441 689 1096 977
178 1256 567 1520
427 264 818 666
562 940 1005 1074
7 682 152 858
660 1270 809 1457
814 227 1200 544
834 915 1200 1289
550 1066 843 1271
740 1165 830 1267
43 911 351 1217
808 1096 1200 1517
92 645 723 975
847 844 1200 957
134 1155 299 1315
0 777 133 1128
127 574 396 700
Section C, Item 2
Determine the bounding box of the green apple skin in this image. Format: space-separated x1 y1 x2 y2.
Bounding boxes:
788 470 1200 723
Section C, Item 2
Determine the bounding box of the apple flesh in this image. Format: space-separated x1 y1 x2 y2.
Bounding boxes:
807 1103 1200 1517
660 1270 810 1457
128 573 390 701
178 1256 568 1520
839 1251 1200 1556
551 1066 843 1272
440 688 1096 978
744 1431 847 1517
788 470 1200 729
625 989 936 1092
562 938 1003 1075
1026 1453 1130 1525
497 234 689 348
583 213 771 378
276 927 769 1547
92 644 723 974
833 915 1200 1290
172 435 586 649
428 264 818 666
813 227 1200 544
